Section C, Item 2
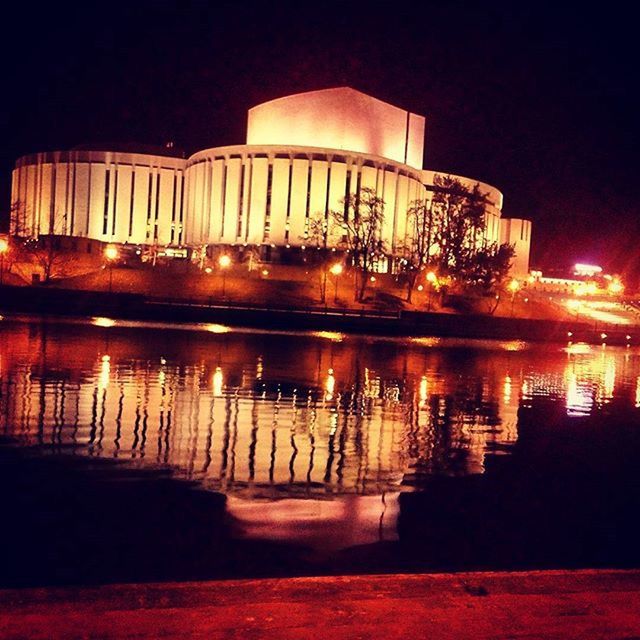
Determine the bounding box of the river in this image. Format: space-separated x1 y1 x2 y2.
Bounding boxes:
1 315 639 586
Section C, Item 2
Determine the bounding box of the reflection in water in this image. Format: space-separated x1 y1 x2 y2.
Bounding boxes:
3 320 640 541
0 320 538 496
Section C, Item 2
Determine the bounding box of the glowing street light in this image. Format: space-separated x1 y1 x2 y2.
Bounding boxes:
0 238 8 286
104 244 119 293
608 278 624 295
218 254 231 297
426 270 437 311
508 279 520 316
330 262 343 302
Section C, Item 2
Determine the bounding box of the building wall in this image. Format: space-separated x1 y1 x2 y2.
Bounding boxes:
184 145 426 251
500 218 532 277
421 170 504 247
11 90 526 268
12 150 186 246
12 147 510 264
247 88 426 170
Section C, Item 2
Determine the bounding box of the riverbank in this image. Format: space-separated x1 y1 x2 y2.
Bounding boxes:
0 283 634 345
0 283 632 344
2 570 639 639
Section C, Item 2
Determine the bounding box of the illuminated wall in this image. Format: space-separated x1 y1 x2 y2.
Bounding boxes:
500 218 532 277
422 170 504 246
247 88 426 170
10 88 531 271
11 150 186 245
183 145 424 252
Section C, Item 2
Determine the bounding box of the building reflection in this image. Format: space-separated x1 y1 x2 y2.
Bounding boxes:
2 322 640 499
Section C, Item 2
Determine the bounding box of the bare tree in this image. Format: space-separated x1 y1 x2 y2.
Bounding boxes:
20 212 73 283
402 198 434 302
331 188 386 302
242 245 262 273
9 199 31 239
430 176 489 282
28 236 71 283
303 211 331 303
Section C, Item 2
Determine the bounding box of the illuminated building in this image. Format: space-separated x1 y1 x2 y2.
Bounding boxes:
11 88 531 273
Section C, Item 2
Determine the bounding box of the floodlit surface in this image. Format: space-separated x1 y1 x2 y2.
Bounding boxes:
565 298 636 325
246 88 425 168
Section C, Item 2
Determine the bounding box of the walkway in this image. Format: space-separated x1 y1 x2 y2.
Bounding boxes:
1 570 639 639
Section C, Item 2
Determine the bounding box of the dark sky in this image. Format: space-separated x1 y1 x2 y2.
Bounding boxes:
2 1 638 278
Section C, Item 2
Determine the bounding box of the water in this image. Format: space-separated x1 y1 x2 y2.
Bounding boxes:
1 315 639 586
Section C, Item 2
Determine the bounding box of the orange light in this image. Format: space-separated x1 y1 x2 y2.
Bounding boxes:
426 271 437 283
104 245 118 261
329 263 343 276
508 278 520 293
218 255 231 269
0 238 8 254
608 279 624 295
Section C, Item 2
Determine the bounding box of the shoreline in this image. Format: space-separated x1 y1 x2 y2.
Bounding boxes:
0 283 633 345
2 570 639 639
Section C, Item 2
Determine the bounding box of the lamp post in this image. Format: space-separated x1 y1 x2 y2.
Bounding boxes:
104 245 119 293
426 270 437 312
218 254 231 298
508 278 520 317
0 238 8 286
330 262 343 303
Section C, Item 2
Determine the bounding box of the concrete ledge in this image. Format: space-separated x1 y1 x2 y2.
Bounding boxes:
1 570 640 639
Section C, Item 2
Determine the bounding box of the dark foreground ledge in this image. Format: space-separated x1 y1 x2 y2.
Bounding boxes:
1 570 639 639
0 284 629 344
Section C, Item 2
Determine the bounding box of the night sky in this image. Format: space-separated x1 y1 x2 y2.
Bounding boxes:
2 2 638 279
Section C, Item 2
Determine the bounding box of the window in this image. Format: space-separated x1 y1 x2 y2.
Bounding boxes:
128 172 136 238
264 164 273 241
103 167 110 235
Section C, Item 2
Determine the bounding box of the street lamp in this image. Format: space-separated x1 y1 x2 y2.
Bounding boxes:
104 245 119 293
508 278 520 316
330 262 343 303
426 270 437 312
0 238 8 286
218 254 231 297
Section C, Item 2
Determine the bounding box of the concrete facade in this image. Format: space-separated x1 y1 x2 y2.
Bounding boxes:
11 88 531 273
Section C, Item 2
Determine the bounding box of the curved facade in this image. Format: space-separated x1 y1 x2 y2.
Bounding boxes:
184 144 424 251
12 149 185 246
11 87 530 273
246 87 425 170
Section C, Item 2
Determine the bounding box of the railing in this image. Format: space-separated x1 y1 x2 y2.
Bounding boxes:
143 295 403 320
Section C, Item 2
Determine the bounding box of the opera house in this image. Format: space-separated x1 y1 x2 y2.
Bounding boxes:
11 88 531 275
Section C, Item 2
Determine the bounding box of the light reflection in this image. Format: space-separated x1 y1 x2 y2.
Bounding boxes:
2 320 640 499
98 355 111 391
325 368 336 401
213 366 224 396
92 317 116 328
603 357 616 401
410 337 440 347
499 340 528 352
503 375 512 403
564 342 592 355
312 331 344 342
205 324 231 334
419 375 428 406
565 369 593 416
